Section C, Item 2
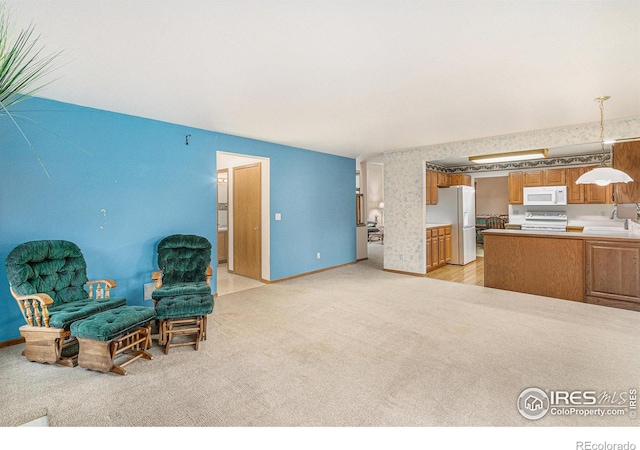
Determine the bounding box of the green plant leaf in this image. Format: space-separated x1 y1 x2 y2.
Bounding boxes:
0 3 64 176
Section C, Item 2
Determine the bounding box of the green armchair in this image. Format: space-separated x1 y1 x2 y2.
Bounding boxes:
151 234 214 354
4 240 126 366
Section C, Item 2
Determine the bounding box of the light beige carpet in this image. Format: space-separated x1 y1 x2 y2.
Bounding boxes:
1 249 638 427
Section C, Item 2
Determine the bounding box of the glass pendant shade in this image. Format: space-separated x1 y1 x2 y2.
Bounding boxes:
574 96 633 187
575 167 633 186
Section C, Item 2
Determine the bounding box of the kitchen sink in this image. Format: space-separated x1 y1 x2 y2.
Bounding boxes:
584 227 631 234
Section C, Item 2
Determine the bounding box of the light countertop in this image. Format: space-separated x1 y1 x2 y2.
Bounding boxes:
426 223 452 228
482 228 640 242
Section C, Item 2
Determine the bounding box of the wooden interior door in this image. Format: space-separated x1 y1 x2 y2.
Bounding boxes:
233 163 262 280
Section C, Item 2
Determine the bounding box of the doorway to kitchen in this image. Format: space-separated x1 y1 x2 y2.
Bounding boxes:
216 152 270 296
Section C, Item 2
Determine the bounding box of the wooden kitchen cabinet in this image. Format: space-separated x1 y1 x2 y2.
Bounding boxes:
566 165 613 204
449 174 472 186
426 229 433 272
484 233 584 302
445 227 452 262
585 181 613 204
437 171 450 188
426 225 451 272
508 171 523 204
430 230 439 269
430 170 438 204
431 230 444 269
523 170 544 187
510 166 611 204
217 230 228 263
585 240 640 311
566 166 587 204
523 168 565 187
425 170 438 205
484 230 640 312
543 168 566 186
613 140 640 203
438 227 446 266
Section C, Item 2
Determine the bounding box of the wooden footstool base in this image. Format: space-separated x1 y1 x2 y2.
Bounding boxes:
155 294 214 354
158 316 207 355
18 326 78 366
71 306 156 375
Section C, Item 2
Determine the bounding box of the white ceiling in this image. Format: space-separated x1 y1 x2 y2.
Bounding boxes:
5 1 640 162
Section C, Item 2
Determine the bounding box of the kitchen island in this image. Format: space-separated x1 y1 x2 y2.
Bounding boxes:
483 228 640 312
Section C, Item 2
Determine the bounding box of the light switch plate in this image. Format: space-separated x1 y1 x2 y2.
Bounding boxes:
275 213 282 221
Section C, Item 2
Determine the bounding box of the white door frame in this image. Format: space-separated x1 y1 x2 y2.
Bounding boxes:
217 151 270 281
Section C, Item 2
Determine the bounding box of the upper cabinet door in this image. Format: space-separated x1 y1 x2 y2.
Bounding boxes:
543 168 566 186
613 141 640 203
585 182 613 204
508 171 523 204
425 170 438 205
566 167 586 204
437 171 450 187
450 174 472 186
523 170 544 187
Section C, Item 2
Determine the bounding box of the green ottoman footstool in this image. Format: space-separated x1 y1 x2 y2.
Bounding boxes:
155 294 214 354
70 306 156 375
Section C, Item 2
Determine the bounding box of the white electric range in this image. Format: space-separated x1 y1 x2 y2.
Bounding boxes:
520 211 568 231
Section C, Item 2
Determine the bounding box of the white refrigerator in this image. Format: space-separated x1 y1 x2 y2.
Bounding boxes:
426 185 476 265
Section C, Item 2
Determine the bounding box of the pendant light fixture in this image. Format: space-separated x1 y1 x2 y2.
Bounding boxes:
575 96 633 186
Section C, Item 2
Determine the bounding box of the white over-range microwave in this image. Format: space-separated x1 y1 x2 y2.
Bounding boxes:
523 186 567 206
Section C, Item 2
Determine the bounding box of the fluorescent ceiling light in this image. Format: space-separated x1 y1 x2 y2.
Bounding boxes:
468 149 548 164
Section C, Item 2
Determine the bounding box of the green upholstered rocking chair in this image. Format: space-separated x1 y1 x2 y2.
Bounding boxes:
151 234 214 354
4 240 126 366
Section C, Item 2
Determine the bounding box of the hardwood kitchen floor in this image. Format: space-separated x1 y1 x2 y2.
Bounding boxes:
425 247 485 286
368 242 485 287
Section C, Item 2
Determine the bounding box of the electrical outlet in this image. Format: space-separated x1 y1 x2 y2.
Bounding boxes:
143 282 156 301
316 252 321 259
400 254 404 261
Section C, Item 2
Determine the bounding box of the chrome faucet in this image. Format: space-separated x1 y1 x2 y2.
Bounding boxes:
610 207 630 229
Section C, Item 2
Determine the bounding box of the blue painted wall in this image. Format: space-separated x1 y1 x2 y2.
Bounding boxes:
0 97 355 341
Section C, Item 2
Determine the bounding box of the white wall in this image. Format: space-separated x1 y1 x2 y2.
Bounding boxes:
475 176 509 216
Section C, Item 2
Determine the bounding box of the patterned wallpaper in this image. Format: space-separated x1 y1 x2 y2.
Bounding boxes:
382 117 640 275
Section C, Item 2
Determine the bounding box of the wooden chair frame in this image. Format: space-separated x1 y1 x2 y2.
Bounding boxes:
152 266 213 354
485 217 506 229
9 279 117 366
158 316 207 354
